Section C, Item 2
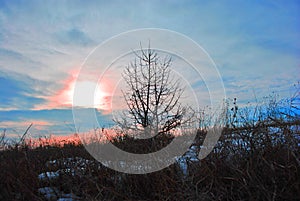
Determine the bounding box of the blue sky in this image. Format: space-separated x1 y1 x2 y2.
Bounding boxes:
0 0 299 138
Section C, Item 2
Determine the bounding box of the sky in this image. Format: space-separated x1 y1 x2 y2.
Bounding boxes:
0 0 299 139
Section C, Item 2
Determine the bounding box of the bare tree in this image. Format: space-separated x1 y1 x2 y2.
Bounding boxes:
115 44 192 137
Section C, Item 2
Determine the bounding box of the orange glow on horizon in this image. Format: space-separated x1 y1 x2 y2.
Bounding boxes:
24 128 120 148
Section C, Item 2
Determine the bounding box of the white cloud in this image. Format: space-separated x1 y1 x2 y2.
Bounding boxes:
0 0 298 116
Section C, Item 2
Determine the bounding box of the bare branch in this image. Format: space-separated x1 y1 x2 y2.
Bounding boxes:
114 44 192 136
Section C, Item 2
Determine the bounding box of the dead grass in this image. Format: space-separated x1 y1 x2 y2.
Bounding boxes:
0 90 299 200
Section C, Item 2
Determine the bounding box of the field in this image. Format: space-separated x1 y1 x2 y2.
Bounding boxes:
1 95 299 201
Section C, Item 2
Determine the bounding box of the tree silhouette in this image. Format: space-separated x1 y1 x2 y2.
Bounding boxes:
115 44 191 137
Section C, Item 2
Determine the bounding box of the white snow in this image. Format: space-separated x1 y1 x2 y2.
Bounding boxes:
38 171 60 180
176 145 200 175
38 187 59 200
37 146 201 200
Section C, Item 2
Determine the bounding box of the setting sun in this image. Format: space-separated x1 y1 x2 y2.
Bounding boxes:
72 80 109 110
52 70 112 111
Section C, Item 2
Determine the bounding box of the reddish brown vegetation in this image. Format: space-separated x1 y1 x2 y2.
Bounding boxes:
0 120 299 200
1 90 299 200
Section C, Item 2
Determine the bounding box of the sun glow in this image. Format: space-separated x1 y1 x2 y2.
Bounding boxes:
51 70 112 111
72 80 110 109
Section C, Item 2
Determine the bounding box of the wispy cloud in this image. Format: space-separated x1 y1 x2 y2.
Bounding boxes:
0 0 299 137
55 28 95 46
0 108 113 137
0 72 47 110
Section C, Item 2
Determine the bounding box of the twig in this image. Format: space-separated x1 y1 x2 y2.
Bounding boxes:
18 123 33 146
